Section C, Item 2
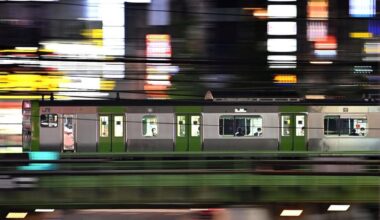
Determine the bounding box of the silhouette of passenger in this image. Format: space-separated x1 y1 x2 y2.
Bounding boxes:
350 128 359 136
235 127 244 136
152 128 157 136
254 128 262 136
360 127 366 136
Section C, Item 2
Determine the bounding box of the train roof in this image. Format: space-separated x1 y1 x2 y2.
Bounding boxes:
38 98 380 107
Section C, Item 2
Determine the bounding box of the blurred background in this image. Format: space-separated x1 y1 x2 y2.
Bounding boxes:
0 1 379 219
0 0 378 100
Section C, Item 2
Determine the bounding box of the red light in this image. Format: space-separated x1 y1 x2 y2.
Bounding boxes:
314 35 337 50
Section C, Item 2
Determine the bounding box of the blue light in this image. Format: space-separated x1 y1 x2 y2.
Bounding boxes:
17 152 58 171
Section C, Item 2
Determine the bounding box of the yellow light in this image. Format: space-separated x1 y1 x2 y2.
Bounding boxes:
305 95 326 99
274 74 297 84
310 61 333 64
0 73 70 91
0 147 23 153
6 212 28 219
146 34 170 41
0 95 68 100
350 32 373 39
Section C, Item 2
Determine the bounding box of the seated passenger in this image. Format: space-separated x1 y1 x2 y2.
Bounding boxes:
360 127 366 136
350 128 359 136
235 127 244 136
152 128 157 137
254 128 262 136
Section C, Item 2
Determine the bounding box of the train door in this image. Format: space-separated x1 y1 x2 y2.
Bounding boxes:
175 114 202 151
98 114 125 152
279 113 307 151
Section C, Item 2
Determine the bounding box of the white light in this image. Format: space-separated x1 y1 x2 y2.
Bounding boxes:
310 61 333 64
280 210 303 217
328 205 350 211
267 39 297 52
125 0 151 2
35 209 55 213
234 108 247 113
269 65 297 69
314 49 336 56
268 61 297 64
268 22 297 35
268 55 297 61
15 47 38 51
349 0 375 17
307 21 328 41
267 5 297 18
305 95 326 99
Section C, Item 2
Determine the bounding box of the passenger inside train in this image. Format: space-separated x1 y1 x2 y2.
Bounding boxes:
254 128 262 136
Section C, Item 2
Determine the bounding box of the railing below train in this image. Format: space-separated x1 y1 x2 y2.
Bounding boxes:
0 152 379 209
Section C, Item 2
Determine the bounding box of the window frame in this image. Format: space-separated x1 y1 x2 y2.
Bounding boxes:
324 114 368 137
40 114 58 128
142 115 158 137
219 115 263 137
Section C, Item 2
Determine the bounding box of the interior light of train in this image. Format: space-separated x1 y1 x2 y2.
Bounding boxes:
307 0 328 19
327 205 350 211
6 213 27 219
267 55 297 61
267 39 297 52
310 61 333 64
267 5 297 18
349 0 376 17
350 32 373 39
314 49 336 56
280 210 303 217
267 22 297 35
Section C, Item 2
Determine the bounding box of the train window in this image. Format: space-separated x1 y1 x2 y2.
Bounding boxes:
114 116 123 137
143 116 158 137
100 116 109 137
296 115 305 136
177 116 186 137
219 116 262 137
40 114 58 127
281 115 291 136
324 115 367 136
191 116 200 137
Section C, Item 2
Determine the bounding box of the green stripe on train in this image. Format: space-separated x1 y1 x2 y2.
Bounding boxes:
31 100 40 151
98 106 126 152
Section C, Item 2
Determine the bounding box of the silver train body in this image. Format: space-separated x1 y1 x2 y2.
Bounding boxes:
35 103 380 152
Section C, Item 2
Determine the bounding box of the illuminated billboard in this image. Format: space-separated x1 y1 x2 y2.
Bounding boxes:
349 0 376 17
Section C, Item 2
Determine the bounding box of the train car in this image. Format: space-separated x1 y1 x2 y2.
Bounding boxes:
21 96 380 153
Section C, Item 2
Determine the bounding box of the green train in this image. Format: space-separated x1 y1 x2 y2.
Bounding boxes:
21 96 380 153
